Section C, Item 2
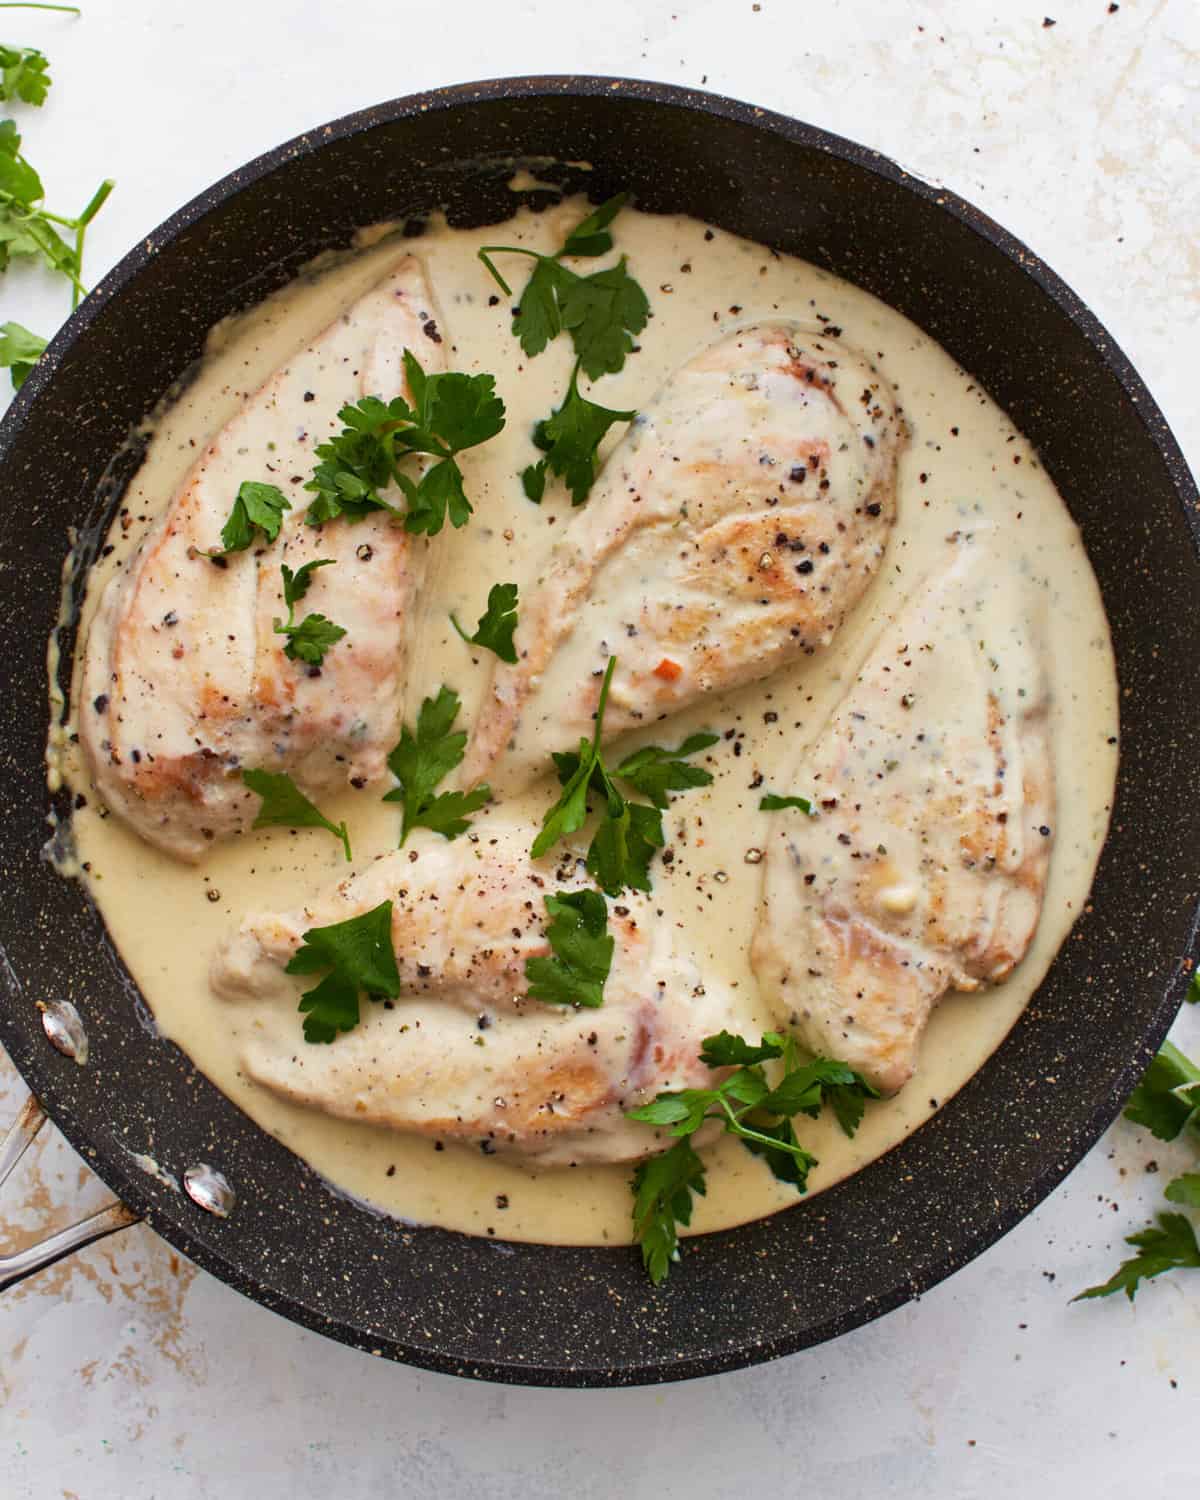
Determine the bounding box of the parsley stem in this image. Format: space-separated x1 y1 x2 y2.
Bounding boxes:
592 653 617 750
716 1096 811 1163
0 3 81 10
449 611 472 646
477 245 550 300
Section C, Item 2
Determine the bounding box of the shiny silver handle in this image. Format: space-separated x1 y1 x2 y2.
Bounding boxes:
0 1092 140 1292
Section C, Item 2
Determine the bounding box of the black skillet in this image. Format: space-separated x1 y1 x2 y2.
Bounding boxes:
0 77 1197 1387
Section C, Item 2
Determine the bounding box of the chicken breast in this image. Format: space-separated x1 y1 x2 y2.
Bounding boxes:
463 321 904 793
211 818 730 1165
79 254 444 861
751 533 1054 1095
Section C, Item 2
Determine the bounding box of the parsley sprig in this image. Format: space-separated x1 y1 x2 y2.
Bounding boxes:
242 768 351 861
524 889 614 1009
286 900 400 1044
479 194 647 505
521 364 635 507
304 351 505 534
451 581 519 664
1076 1038 1200 1301
210 479 291 554
383 685 491 845
272 559 346 666
0 316 42 386
0 44 49 106
628 1030 879 1283
531 655 717 895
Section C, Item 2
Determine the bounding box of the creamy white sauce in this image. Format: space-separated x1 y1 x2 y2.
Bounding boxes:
59 198 1118 1246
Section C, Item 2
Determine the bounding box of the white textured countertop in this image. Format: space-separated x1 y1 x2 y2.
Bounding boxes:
1 1 1198 1494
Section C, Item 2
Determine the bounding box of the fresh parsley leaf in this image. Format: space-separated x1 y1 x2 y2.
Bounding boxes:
524 889 614 1008
615 732 718 809
631 1137 707 1286
272 558 345 666
0 317 43 388
1074 1213 1200 1302
760 792 815 814
286 899 400 1044
586 799 662 896
559 258 650 380
509 254 568 360
213 480 291 553
383 685 491 845
242 768 351 861
522 364 635 507
451 581 519 664
532 657 714 894
560 191 628 258
1164 1173 1200 1209
0 45 49 106
304 360 505 533
1188 970 1200 1004
627 1030 879 1281
699 1031 785 1068
1123 1040 1200 1142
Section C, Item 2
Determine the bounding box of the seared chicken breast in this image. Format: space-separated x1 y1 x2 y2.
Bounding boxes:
751 534 1054 1094
463 321 904 793
211 818 729 1165
80 254 444 861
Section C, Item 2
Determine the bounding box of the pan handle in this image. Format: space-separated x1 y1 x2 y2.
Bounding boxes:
0 1092 141 1293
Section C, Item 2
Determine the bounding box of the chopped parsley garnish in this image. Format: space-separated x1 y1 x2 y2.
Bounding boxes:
304 352 505 534
759 791 815 814
242 768 351 861
524 889 614 1008
272 558 346 666
479 194 647 505
531 655 715 895
627 1029 878 1283
1075 1038 1200 1302
286 900 400 1044
0 317 44 387
383 685 491 845
451 581 519 664
211 480 291 554
521 365 635 506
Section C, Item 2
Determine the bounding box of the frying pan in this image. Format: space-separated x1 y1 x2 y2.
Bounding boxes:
0 77 1197 1388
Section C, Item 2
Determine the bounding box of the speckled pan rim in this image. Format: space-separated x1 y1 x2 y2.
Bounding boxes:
1 75 1197 1388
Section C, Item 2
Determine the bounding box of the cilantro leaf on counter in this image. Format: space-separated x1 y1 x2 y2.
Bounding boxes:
242 768 351 861
759 792 815 814
1073 1213 1200 1303
286 899 400 1044
0 45 50 106
524 889 614 1009
304 356 505 534
627 1029 878 1283
521 366 636 506
0 317 43 387
532 656 715 894
383 685 491 845
212 480 291 553
451 581 519 664
272 558 345 666
631 1138 707 1286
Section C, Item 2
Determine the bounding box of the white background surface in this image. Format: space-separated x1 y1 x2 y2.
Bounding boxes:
1 0 1198 1494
